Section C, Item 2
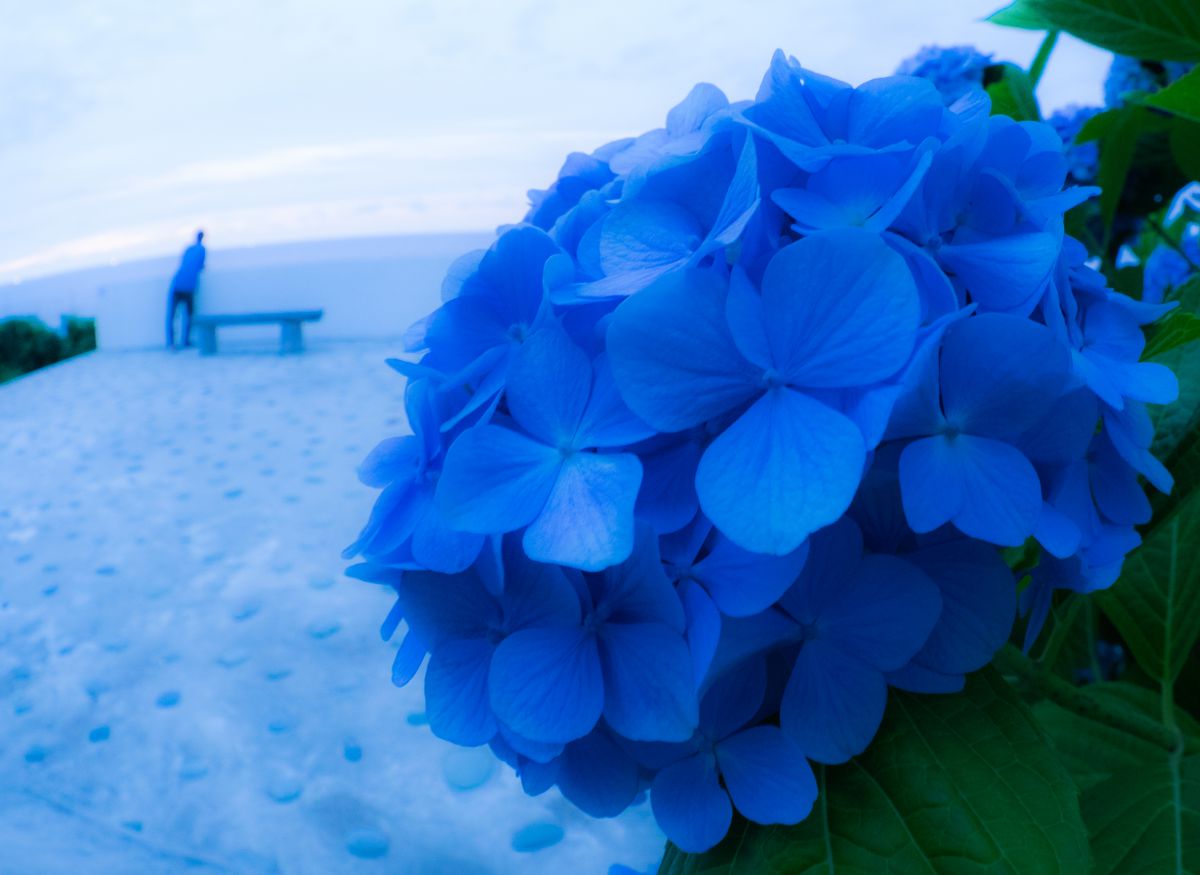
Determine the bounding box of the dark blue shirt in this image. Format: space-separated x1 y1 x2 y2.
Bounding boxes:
172 242 206 292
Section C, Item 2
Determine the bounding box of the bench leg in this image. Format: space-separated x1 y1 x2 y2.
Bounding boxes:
198 325 217 356
280 322 303 355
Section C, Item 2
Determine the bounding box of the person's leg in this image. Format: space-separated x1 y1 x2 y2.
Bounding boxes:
181 293 194 347
166 290 178 348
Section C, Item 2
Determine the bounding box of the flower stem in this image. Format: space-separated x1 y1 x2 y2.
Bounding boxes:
993 644 1196 755
1147 215 1200 275
1028 31 1059 89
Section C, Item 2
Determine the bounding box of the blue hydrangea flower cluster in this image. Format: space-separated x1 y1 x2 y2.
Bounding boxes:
1144 241 1197 303
1048 104 1101 184
348 52 1178 853
1105 55 1195 107
896 44 993 105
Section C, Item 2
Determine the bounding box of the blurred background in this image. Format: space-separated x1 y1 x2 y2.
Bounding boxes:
0 0 1108 330
0 2 1111 873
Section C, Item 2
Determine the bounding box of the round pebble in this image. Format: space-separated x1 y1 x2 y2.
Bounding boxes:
442 747 495 791
180 760 209 781
232 602 260 622
88 725 110 743
511 822 564 853
155 690 181 708
217 650 249 669
345 829 389 859
23 745 48 764
267 715 296 734
307 620 340 640
266 776 303 803
343 741 363 762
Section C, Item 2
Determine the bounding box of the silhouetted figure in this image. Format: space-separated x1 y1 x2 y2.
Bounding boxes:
166 230 207 349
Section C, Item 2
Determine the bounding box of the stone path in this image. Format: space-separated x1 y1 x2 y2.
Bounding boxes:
0 343 662 874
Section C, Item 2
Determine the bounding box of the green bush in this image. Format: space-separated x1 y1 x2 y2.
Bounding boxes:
0 316 96 384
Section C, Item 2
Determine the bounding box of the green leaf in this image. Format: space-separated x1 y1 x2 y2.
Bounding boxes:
987 0 1200 61
1153 422 1200 522
1145 309 1200 358
659 668 1089 874
1149 277 1200 462
1149 341 1200 470
1171 117 1200 181
1033 683 1200 790
1082 756 1200 874
985 63 1042 121
1081 106 1177 242
1091 108 1145 238
1145 65 1200 123
988 2 1054 29
1097 494 1200 684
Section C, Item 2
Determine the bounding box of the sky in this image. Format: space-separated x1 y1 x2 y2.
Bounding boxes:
0 0 1113 282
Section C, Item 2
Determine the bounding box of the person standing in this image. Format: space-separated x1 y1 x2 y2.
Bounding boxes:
166 230 207 349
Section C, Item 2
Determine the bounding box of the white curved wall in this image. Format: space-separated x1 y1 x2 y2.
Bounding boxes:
1 233 494 351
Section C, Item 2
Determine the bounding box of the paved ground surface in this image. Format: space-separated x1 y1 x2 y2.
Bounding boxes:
0 342 662 875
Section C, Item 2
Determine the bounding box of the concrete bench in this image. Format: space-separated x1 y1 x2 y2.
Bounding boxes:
193 310 323 356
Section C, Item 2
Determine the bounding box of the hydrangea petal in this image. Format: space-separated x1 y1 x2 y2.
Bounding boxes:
635 437 701 534
1035 501 1083 559
698 389 865 555
725 266 771 369
692 535 809 617
598 531 686 630
951 436 1044 546
761 229 920 388
499 725 563 764
906 540 1015 675
845 76 944 148
899 435 965 534
650 754 732 854
437 425 562 534
409 487 486 573
522 451 642 571
681 581 721 688
505 326 593 445
575 355 657 448
818 554 942 672
391 629 427 687
937 231 1058 313
781 640 887 764
598 200 700 276
558 730 641 818
500 542 583 629
607 269 761 431
695 134 760 259
393 569 496 647
940 313 1070 439
599 622 699 742
901 433 1042 545
425 638 497 746
717 726 818 825
357 436 422 488
1092 436 1152 525
699 654 767 740
489 626 603 744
